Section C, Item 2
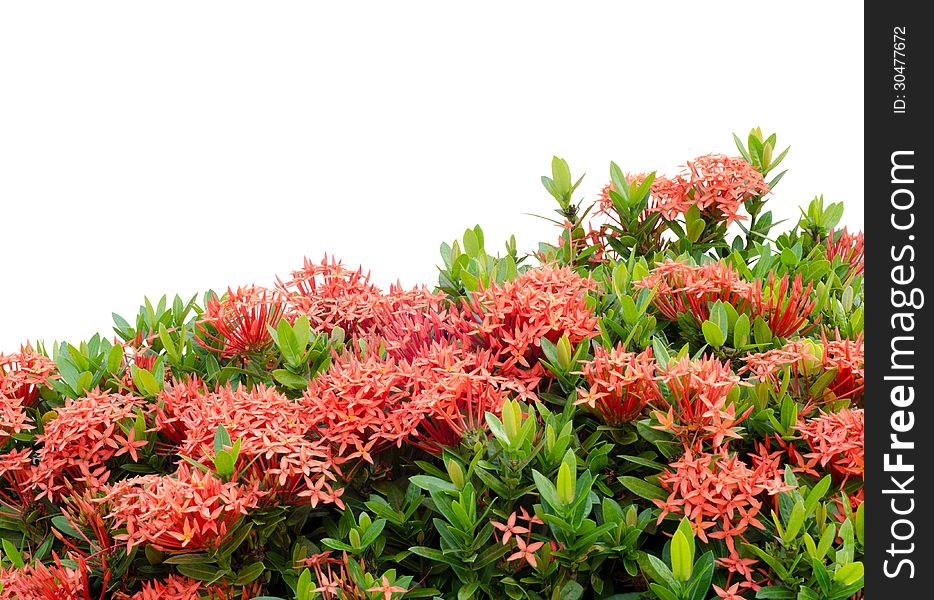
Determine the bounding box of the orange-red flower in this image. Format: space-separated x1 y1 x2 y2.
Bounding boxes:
102 463 260 553
747 273 816 338
821 334 864 404
796 408 864 486
277 255 384 337
634 260 752 322
197 285 287 358
650 154 769 225
0 345 56 407
574 345 659 425
825 227 864 280
0 553 96 600
653 356 749 449
112 575 203 600
740 339 819 382
463 265 599 378
30 390 147 500
655 448 792 556
169 384 344 507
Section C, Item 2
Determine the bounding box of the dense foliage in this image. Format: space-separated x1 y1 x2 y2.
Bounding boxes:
0 129 864 600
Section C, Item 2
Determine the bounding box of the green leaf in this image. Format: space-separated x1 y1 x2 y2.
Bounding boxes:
639 553 676 588
463 228 481 257
753 316 773 344
2 539 24 568
235 561 265 585
272 369 309 390
409 475 457 494
756 587 796 599
619 476 667 501
710 302 729 338
552 156 572 199
782 501 806 544
676 518 695 561
701 320 725 349
277 319 302 365
175 563 228 583
131 365 162 396
532 469 561 508
213 424 231 455
292 315 311 350
804 475 832 515
833 562 864 585
685 551 714 600
733 313 750 348
559 580 585 600
686 218 705 243
670 529 693 582
106 344 124 373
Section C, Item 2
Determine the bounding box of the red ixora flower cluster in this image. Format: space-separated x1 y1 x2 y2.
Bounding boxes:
825 227 864 281
821 334 865 404
655 448 792 589
653 355 750 450
102 463 260 553
633 260 753 322
597 154 768 228
158 382 345 507
574 344 659 425
635 261 817 338
463 265 599 376
0 553 97 600
796 408 864 487
1 347 56 447
196 286 288 358
654 154 770 225
741 335 864 409
30 390 147 500
112 575 203 600
297 552 408 599
1 346 56 406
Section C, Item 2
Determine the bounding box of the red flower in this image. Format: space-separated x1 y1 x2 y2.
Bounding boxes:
30 390 147 500
102 463 260 553
506 536 546 569
655 448 792 556
492 511 530 544
713 582 747 600
653 356 749 449
634 260 752 322
463 265 599 378
112 575 202 600
0 553 97 600
574 345 660 425
821 334 864 404
747 273 816 338
796 408 864 486
0 345 56 407
366 576 408 600
197 285 287 358
169 384 344 507
650 154 769 225
825 227 864 280
277 255 383 337
740 339 819 382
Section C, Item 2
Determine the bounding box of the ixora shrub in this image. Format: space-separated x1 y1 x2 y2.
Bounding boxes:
0 129 864 600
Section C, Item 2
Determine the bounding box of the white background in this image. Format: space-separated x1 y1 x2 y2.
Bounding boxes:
0 2 864 351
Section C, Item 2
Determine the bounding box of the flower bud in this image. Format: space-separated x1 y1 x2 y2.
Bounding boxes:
446 459 466 490
556 334 573 371
557 463 575 505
